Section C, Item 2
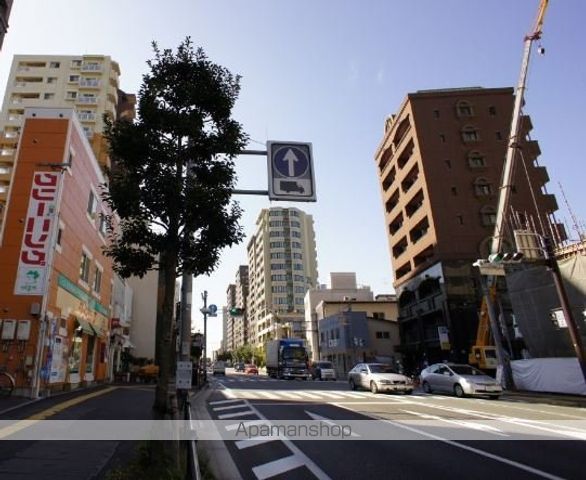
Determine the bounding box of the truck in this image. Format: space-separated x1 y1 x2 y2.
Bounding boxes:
266 338 311 380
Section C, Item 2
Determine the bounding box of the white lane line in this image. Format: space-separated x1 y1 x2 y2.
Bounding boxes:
209 399 242 406
277 392 305 400
416 403 586 440
335 392 369 399
400 409 509 437
217 409 256 419
242 400 331 480
235 436 279 450
333 403 563 480
222 389 236 399
213 404 250 412
256 391 280 400
483 401 586 420
253 455 307 480
314 392 345 399
305 410 361 437
293 391 322 400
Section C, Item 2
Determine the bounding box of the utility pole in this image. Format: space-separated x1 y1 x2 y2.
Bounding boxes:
180 273 193 362
201 290 208 383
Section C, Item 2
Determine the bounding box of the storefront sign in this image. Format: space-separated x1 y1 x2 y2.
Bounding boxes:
14 172 61 295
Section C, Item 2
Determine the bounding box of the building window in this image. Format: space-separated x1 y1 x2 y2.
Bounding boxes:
71 59 82 68
56 225 63 246
68 75 80 83
47 77 58 84
93 266 102 294
489 106 496 116
457 215 464 225
433 109 440 118
474 178 492 196
43 93 54 100
372 312 385 320
495 131 503 140
99 214 107 236
49 61 60 68
468 151 486 168
80 252 91 283
461 126 480 143
445 160 451 169
87 190 97 217
439 134 446 143
66 91 77 100
480 206 497 226
451 186 458 196
456 100 474 117
375 331 390 339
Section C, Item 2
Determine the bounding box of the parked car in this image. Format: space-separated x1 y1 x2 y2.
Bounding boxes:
244 364 259 375
348 363 414 394
213 361 226 376
235 362 245 372
420 363 502 399
310 361 337 381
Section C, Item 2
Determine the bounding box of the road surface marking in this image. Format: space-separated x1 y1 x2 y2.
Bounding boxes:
221 389 236 399
252 454 307 480
313 392 345 399
235 436 279 450
241 399 332 480
0 386 118 439
217 409 256 419
293 391 322 399
276 392 305 400
256 391 281 400
335 392 369 399
209 399 242 406
400 409 509 436
304 410 360 437
213 404 251 412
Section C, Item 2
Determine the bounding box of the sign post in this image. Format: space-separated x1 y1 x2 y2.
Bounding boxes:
176 361 192 389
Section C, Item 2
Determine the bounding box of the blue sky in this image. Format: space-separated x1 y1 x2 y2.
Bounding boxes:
2 1 585 352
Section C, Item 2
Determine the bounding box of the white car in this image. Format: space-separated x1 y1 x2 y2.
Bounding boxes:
213 361 226 376
348 363 414 394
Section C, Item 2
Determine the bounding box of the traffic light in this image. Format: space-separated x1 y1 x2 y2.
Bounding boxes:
488 252 524 263
230 307 244 316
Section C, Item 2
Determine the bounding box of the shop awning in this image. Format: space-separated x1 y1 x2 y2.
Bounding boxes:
75 318 95 335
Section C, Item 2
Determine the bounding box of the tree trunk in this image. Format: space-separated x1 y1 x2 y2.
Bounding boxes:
150 249 180 471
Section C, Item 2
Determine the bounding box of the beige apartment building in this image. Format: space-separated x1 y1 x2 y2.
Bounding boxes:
225 284 236 352
374 87 564 372
232 265 249 348
247 207 318 348
0 54 134 234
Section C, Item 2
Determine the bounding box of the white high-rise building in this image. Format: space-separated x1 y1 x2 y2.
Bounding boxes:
247 207 318 347
0 54 134 232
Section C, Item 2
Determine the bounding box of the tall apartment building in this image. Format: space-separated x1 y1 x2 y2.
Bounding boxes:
0 54 134 234
225 284 236 351
247 207 318 348
232 265 249 348
375 87 563 371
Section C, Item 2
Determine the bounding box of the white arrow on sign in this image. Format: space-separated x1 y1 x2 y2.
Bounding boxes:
304 410 360 437
283 149 299 177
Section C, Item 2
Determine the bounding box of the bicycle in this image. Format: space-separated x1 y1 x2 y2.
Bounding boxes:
0 367 16 397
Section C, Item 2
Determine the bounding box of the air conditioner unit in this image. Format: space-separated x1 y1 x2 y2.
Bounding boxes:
30 303 41 315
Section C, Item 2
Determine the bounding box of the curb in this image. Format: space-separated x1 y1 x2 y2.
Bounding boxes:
501 391 586 408
191 384 243 480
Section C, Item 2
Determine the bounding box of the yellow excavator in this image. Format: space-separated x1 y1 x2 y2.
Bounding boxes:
469 0 549 373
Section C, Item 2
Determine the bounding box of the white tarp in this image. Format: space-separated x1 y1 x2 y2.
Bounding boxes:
511 358 586 395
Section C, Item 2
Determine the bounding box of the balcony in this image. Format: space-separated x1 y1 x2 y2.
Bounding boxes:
76 96 98 105
540 193 559 212
532 165 549 185
78 112 96 122
81 63 103 72
0 167 11 182
79 79 101 89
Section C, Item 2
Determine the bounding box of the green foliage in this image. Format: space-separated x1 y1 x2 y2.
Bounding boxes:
106 443 183 480
102 37 249 278
215 351 232 362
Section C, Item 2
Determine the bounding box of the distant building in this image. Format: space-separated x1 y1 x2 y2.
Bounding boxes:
316 298 400 376
304 272 374 361
127 270 159 361
232 265 249 349
247 207 318 347
225 283 236 351
374 87 564 370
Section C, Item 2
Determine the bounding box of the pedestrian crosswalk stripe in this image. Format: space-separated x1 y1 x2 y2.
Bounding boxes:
213 404 249 412
235 436 279 450
256 391 280 400
253 454 307 480
277 392 305 400
313 392 345 399
217 409 256 419
293 391 322 399
209 399 242 406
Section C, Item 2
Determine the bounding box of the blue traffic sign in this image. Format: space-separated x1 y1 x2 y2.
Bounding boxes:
209 304 218 314
273 146 309 178
267 141 316 202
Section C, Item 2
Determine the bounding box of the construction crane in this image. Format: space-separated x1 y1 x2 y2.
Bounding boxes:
469 0 549 375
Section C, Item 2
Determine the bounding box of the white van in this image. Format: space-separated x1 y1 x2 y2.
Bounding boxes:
213 361 226 376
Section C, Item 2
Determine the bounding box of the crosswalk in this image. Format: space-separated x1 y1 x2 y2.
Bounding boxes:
217 388 416 402
216 377 341 383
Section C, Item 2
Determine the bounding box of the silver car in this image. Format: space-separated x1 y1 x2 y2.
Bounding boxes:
420 363 502 399
348 363 414 394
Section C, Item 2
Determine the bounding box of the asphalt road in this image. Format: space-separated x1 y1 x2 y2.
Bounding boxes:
202 371 586 480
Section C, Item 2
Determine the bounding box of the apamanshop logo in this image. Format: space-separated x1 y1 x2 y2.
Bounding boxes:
236 421 353 439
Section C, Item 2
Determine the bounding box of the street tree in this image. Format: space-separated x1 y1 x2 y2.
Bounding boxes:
102 38 248 469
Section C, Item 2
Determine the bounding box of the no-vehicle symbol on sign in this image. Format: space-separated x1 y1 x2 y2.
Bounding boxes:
267 141 316 202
